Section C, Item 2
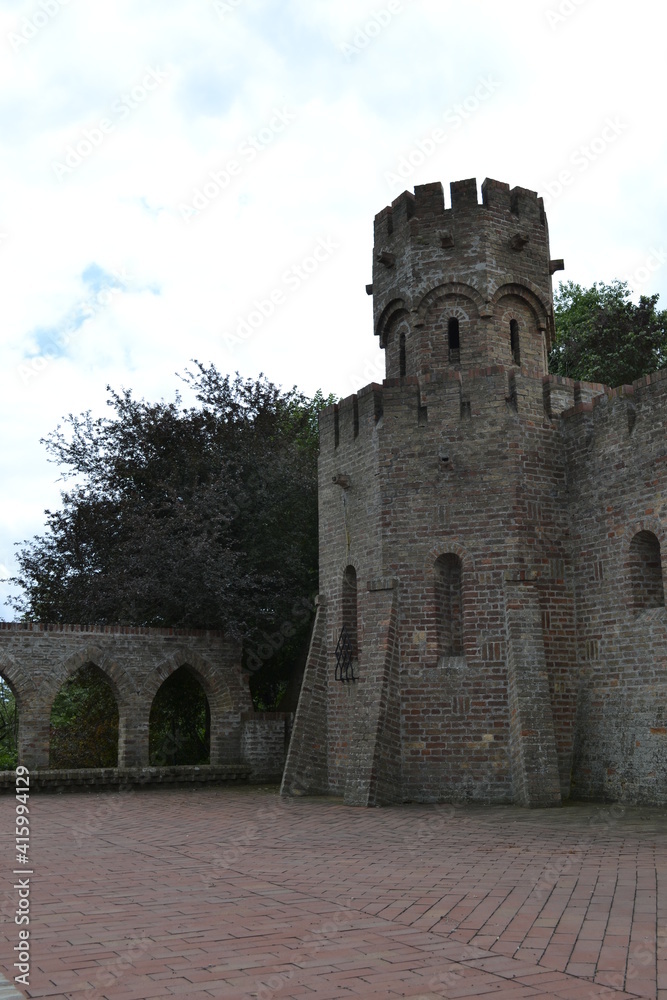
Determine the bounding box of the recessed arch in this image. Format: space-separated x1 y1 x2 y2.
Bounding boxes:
491 282 551 351
416 280 485 323
375 297 410 348
490 278 551 318
629 530 665 610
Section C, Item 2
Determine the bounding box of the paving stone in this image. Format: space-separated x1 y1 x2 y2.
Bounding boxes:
0 789 662 998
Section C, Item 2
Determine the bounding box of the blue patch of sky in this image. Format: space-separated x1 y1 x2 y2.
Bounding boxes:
24 264 131 360
175 64 238 121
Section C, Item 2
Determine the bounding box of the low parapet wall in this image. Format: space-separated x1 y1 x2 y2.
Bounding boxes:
0 764 252 793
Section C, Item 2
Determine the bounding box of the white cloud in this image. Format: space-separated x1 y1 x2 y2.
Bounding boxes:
1 0 665 617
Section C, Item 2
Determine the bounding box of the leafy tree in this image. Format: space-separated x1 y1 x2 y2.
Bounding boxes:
549 280 667 386
49 665 119 768
0 678 18 769
9 365 333 709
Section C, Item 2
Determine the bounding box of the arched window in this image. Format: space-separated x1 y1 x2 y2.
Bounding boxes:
399 331 407 377
435 554 463 657
448 318 460 364
629 531 665 609
342 565 359 657
510 319 521 365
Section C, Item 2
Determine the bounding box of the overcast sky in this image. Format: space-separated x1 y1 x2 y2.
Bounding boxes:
1 0 665 618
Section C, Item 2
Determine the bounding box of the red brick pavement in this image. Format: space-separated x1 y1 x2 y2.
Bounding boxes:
1 788 665 1000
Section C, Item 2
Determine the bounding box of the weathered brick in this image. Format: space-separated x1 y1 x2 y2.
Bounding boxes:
284 176 667 808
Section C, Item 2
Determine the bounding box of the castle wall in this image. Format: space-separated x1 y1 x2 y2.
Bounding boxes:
317 385 388 798
309 368 579 806
284 174 667 809
562 372 667 803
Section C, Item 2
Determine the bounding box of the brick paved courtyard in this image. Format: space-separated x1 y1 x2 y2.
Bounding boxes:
1 787 666 1000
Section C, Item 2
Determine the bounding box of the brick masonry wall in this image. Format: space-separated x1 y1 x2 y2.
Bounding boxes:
310 365 577 805
0 624 257 772
240 713 291 783
286 176 667 809
562 374 667 803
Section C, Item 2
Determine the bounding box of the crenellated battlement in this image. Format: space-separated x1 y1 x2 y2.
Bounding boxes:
373 178 546 245
558 368 667 465
320 367 558 455
370 177 558 384
322 366 667 456
560 367 667 421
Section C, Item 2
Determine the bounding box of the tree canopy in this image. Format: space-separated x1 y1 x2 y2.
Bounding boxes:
548 280 667 387
8 365 333 705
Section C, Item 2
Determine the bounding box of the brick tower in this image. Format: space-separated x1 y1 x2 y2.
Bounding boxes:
282 178 667 808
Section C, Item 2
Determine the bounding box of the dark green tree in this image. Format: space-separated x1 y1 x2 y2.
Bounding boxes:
549 280 667 386
9 365 334 709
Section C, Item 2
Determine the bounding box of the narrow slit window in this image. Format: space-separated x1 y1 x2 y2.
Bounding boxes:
510 319 521 365
448 318 460 364
399 332 407 377
435 554 463 658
